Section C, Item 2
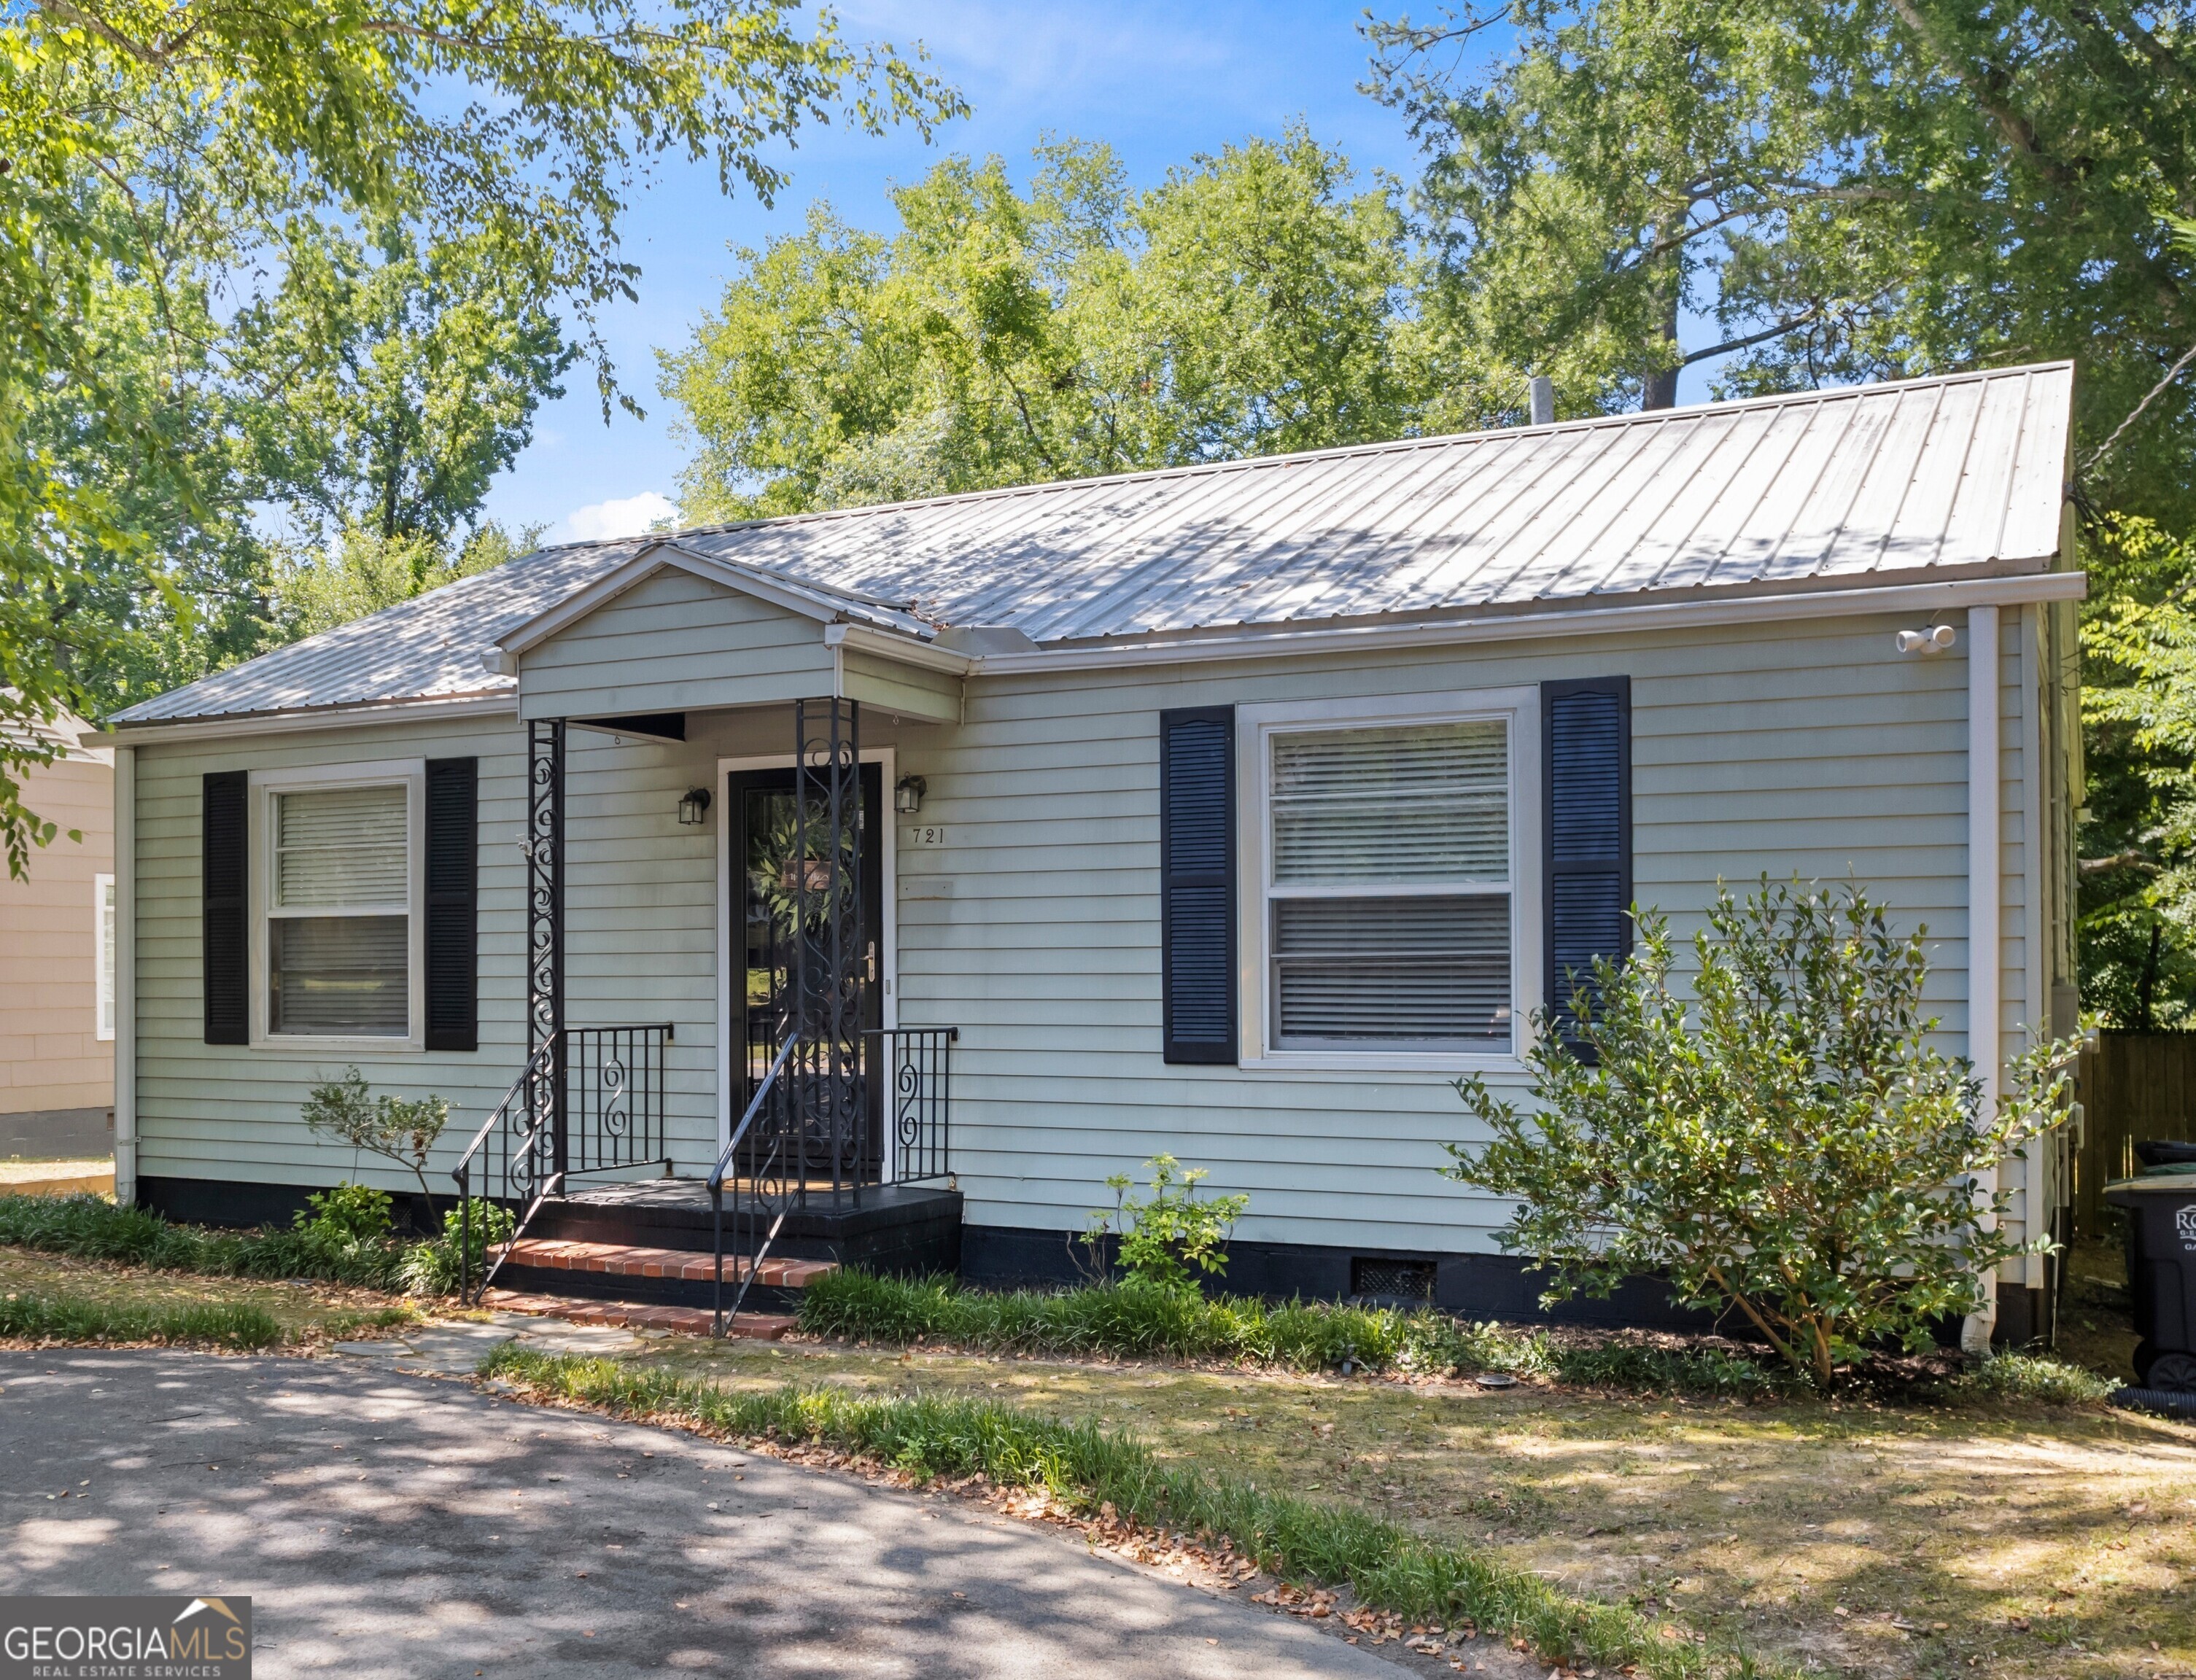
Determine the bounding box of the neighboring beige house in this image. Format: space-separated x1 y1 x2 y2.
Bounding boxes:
1 704 115 1159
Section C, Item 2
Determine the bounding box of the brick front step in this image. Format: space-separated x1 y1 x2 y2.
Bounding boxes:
502 1237 837 1288
483 1288 796 1339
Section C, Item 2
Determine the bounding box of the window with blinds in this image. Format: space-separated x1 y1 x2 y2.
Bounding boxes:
268 783 410 1037
1268 719 1512 1049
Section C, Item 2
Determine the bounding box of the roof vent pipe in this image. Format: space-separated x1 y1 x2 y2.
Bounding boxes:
1528 376 1555 427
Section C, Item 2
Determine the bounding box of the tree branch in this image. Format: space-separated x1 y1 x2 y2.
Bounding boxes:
1680 312 1822 368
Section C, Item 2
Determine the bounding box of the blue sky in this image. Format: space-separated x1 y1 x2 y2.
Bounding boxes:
486 0 1439 543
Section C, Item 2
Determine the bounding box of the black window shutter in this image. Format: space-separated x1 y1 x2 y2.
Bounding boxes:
1543 677 1632 1056
424 757 479 1052
1160 707 1236 1065
201 770 248 1045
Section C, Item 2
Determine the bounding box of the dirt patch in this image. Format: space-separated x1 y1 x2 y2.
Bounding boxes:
630 1331 2196 1679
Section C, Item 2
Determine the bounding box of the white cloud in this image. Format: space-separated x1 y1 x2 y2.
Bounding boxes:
563 491 680 542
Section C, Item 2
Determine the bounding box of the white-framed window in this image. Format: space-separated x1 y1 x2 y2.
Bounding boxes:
1238 689 1541 1070
249 761 424 1049
94 873 116 1041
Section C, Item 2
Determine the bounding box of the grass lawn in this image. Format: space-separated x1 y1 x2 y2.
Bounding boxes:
7 1232 2189 1678
0 1245 422 1345
620 1326 2193 1680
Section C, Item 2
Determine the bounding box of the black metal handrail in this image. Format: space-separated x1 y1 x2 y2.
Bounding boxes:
452 1037 556 1304
868 1026 958 1184
451 1022 675 1304
710 1032 800 1334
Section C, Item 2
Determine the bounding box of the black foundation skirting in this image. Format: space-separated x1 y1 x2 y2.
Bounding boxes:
133 1178 2059 1350
961 1224 2065 1348
958 1224 1726 1332
136 1175 443 1235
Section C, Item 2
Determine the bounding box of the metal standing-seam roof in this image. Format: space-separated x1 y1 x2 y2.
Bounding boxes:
115 361 2073 726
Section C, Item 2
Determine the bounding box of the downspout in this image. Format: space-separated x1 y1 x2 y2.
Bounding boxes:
1963 605 2001 1356
113 745 136 1208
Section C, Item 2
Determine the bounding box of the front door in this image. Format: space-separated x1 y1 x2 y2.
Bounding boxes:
727 763 885 1181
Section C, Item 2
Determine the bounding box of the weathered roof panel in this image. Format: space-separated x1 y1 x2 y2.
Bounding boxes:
116 362 2073 725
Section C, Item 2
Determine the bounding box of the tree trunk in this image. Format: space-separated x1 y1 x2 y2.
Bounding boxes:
1641 242 1683 411
2138 920 2162 1033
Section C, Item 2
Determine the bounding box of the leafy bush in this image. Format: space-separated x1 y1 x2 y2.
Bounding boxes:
1952 1353 2114 1407
399 1198 516 1295
0 1289 284 1349
301 1068 451 1228
1553 1341 1790 1399
1449 879 2079 1388
294 1182 393 1244
1082 1154 1249 1291
0 1192 417 1291
798 1267 1539 1375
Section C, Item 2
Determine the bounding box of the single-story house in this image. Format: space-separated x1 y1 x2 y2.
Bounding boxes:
103 363 2084 1339
1 701 115 1162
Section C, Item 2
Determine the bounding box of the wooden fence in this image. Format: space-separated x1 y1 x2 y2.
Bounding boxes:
2074 1032 2196 1236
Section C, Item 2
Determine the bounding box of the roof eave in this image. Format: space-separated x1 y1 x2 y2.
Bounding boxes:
100 688 516 745
974 563 2086 674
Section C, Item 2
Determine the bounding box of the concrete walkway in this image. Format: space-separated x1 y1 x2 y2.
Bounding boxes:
0 1348 1509 1677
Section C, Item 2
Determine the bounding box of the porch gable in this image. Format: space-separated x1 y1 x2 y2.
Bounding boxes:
512 561 962 725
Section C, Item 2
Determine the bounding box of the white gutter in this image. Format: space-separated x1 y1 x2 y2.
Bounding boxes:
823 622 974 676
98 571 2087 743
102 690 517 747
2020 604 2048 1294
966 570 2087 676
1963 603 2001 1356
113 745 136 1208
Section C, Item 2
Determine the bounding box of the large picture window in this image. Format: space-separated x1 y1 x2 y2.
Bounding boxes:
1246 692 1535 1065
265 781 413 1038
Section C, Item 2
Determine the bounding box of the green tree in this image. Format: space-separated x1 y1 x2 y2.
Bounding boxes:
0 0 960 869
660 126 1422 519
2077 514 2196 1027
241 222 575 546
273 521 545 642
1363 0 2196 516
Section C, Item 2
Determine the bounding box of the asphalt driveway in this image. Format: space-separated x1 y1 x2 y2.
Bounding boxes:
0 1349 1446 1678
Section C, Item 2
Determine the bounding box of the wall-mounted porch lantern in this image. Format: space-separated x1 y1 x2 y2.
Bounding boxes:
894 774 927 814
678 786 713 827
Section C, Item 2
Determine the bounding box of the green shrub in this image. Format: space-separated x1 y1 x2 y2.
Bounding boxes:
799 1268 1550 1376
0 1289 283 1348
1450 879 2081 1388
482 1347 1761 1680
399 1198 516 1295
301 1068 450 1228
1553 1341 1790 1399
294 1182 393 1244
1952 1352 2114 1406
1082 1154 1249 1291
0 1191 416 1291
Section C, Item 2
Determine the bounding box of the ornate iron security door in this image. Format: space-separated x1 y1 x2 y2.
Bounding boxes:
729 734 883 1194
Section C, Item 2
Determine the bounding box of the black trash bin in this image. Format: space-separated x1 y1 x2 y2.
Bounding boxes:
2104 1167 2196 1391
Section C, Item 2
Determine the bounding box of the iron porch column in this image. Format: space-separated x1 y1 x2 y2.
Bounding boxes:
528 717 567 1177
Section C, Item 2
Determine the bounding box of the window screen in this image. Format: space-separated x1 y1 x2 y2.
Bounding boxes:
1268 720 1512 1049
268 784 409 1037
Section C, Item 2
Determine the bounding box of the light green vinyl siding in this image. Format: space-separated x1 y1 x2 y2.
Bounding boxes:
519 567 835 720
890 607 2037 1255
130 712 733 1195
126 591 2065 1267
